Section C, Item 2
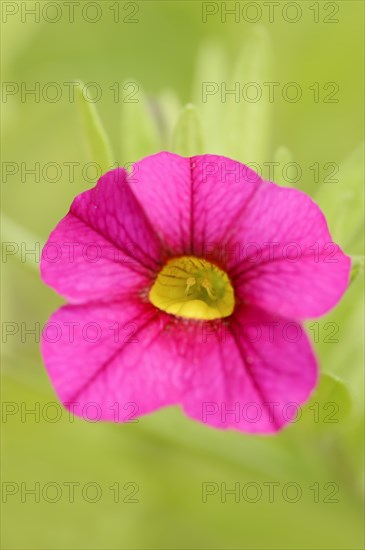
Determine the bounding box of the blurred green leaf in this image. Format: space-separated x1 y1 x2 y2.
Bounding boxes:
172 104 204 156
315 142 364 252
316 373 352 418
120 80 162 163
301 372 352 430
1 213 41 272
273 146 294 186
157 89 181 147
224 26 272 164
350 255 364 285
75 80 114 174
193 42 227 152
314 276 364 411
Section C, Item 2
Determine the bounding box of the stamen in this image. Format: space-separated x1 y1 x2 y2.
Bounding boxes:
185 277 197 295
201 278 216 300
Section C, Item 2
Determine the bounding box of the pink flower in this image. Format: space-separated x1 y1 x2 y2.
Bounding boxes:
41 153 350 433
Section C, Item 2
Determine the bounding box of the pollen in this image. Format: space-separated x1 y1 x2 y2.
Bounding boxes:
149 256 235 320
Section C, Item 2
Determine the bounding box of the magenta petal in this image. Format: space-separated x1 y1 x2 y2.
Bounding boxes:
228 183 351 319
41 168 163 303
129 152 192 254
129 152 264 256
130 152 349 319
41 301 184 420
182 305 318 434
42 300 317 432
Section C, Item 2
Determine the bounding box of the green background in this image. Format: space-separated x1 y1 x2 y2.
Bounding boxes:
1 1 364 548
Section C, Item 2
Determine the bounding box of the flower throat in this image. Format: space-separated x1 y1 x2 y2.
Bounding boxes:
149 256 235 320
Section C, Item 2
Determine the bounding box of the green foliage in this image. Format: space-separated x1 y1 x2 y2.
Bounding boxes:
350 255 365 285
172 104 205 156
120 80 162 163
224 26 272 164
301 373 352 430
315 143 364 253
75 81 114 173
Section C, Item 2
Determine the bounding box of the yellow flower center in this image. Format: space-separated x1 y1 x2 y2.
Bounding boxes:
149 256 235 320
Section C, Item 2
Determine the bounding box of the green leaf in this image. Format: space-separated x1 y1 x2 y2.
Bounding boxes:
301 373 352 430
273 146 294 186
157 89 181 146
313 275 364 401
350 255 364 285
224 26 272 164
172 104 205 156
75 80 114 174
1 213 41 272
315 142 364 252
315 373 352 417
120 80 162 163
193 42 227 152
